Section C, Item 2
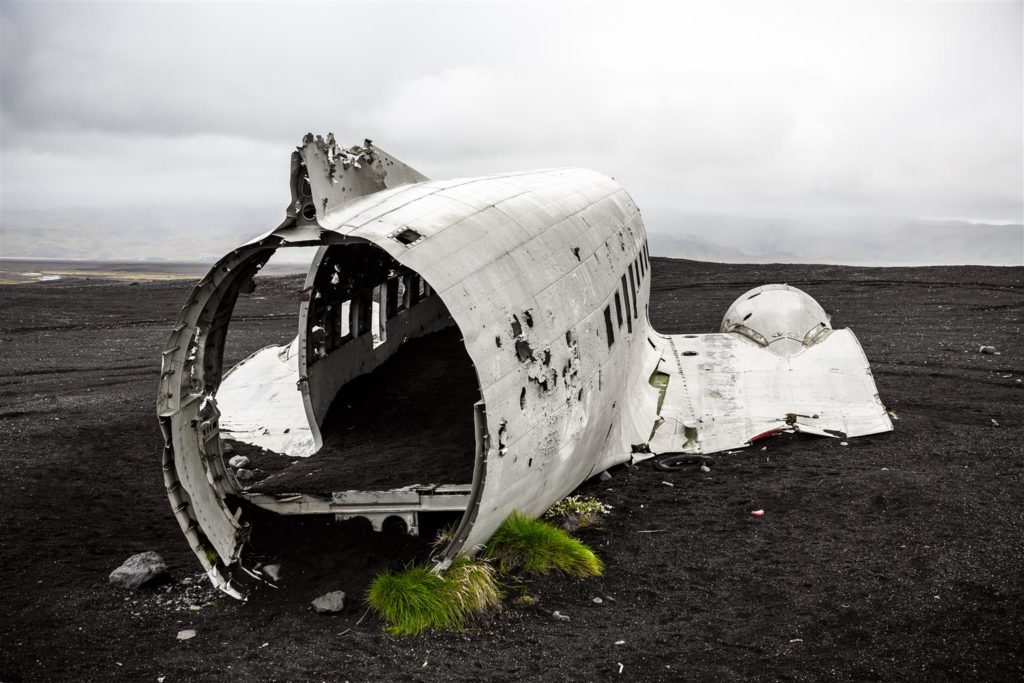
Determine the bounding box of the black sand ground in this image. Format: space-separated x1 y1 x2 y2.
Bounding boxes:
0 259 1021 682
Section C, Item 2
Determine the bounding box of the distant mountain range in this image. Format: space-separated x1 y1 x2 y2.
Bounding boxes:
0 206 285 262
647 214 1022 266
1 206 1020 266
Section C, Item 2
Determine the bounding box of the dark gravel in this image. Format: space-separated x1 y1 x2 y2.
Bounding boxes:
0 258 1021 682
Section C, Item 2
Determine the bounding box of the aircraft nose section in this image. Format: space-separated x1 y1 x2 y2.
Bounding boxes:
721 284 832 356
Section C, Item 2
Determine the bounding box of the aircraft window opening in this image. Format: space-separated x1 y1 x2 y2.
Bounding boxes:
385 277 400 319
621 276 632 333
628 265 638 318
604 305 615 348
336 300 352 345
372 284 387 347
614 292 624 328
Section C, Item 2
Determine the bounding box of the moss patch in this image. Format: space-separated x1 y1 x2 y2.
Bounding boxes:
544 495 612 532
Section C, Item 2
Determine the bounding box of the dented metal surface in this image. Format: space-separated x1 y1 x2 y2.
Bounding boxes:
157 135 893 597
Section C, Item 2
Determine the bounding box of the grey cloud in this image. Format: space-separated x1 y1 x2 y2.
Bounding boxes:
1 1 1020 262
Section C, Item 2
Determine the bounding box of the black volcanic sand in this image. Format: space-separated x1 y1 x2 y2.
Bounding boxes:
1 259 1021 681
239 325 478 496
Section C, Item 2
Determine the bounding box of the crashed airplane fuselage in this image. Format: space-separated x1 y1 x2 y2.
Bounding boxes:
157 135 892 598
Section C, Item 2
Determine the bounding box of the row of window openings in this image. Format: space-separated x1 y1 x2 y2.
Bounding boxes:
603 241 651 349
313 273 431 359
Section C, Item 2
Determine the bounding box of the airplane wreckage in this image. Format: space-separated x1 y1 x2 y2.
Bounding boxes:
158 135 893 598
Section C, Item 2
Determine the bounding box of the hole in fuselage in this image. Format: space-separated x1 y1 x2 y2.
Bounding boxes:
239 242 478 496
393 228 423 245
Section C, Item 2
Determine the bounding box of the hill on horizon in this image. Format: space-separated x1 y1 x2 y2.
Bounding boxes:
1 206 1021 267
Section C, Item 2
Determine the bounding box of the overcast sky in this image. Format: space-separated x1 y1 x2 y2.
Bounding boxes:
1 0 1021 251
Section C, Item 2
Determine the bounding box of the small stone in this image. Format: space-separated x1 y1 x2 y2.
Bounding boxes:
979 345 997 354
235 468 255 482
552 610 570 621
699 464 711 473
228 455 250 469
615 640 626 645
263 564 282 582
109 551 168 590
592 597 604 604
311 590 346 614
840 441 849 447
176 629 196 641
599 470 613 482
222 442 235 455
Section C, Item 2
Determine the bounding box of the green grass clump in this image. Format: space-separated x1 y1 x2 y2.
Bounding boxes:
366 557 501 636
483 511 604 577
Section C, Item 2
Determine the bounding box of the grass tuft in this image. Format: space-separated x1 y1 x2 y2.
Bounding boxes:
366 558 502 636
483 511 604 577
445 557 502 615
430 523 457 554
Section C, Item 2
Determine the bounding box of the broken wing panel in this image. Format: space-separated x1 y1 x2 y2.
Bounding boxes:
650 329 892 454
216 338 317 457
